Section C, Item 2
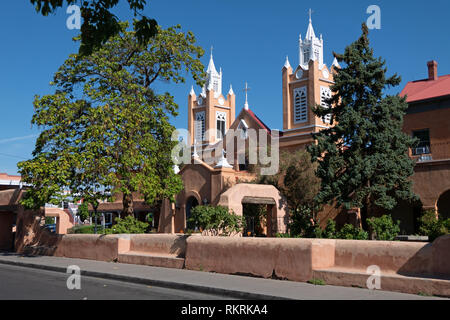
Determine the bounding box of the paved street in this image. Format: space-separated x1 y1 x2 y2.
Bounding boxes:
0 263 230 300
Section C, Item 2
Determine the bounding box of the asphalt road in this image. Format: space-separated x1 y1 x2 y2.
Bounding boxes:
0 263 232 300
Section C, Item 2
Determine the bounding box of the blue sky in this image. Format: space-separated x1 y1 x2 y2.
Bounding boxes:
0 0 449 175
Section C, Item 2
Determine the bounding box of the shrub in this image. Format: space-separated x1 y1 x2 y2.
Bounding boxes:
276 233 291 238
68 225 98 234
189 205 245 236
44 216 55 225
105 216 149 234
367 215 400 241
418 210 450 242
77 202 90 222
336 224 369 240
317 220 337 239
288 206 322 238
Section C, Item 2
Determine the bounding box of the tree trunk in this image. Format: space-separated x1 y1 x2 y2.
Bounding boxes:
361 194 371 232
93 204 99 234
122 193 134 218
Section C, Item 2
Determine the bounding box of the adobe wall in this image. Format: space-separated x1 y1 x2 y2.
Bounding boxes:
184 236 449 281
184 236 335 282
44 207 74 235
411 160 450 209
217 184 289 234
126 234 188 257
333 239 434 275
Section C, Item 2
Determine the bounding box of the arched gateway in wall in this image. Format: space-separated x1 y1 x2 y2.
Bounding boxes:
437 190 450 220
217 184 289 236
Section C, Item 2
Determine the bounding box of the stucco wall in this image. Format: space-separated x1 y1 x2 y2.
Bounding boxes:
127 234 188 257
412 160 450 209
333 239 434 275
45 207 74 235
185 236 335 281
184 236 449 281
217 184 289 234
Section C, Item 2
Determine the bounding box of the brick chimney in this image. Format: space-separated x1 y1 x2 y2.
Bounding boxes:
427 60 438 81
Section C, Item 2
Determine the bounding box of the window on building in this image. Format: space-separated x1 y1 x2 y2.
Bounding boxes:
320 86 332 124
195 112 205 142
238 119 249 140
412 129 431 155
303 48 310 63
314 48 320 61
216 112 226 140
293 87 308 124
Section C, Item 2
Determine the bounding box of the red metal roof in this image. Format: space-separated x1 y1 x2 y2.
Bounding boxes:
401 74 450 103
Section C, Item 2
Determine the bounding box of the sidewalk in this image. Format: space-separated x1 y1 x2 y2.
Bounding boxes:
0 253 443 300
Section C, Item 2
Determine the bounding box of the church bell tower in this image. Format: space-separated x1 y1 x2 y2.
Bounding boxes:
281 12 338 148
188 49 236 146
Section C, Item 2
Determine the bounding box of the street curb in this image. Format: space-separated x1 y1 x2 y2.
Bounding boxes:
0 258 292 300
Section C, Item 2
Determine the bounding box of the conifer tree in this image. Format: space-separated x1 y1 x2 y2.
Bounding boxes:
308 24 418 230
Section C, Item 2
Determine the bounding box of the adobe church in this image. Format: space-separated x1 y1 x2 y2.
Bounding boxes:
157 16 349 235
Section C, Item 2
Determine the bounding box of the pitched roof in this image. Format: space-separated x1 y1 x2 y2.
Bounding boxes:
245 108 272 135
400 74 450 103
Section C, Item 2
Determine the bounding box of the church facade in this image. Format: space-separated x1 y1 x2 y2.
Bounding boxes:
158 17 351 235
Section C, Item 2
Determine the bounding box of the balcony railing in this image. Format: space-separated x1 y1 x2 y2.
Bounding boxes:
409 142 450 162
412 146 431 156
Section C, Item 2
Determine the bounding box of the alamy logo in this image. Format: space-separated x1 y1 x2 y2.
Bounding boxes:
366 265 381 290
66 5 81 30
366 5 381 30
66 265 81 290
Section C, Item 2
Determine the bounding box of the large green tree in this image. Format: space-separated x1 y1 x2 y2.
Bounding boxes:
30 0 157 55
308 24 418 230
18 22 205 217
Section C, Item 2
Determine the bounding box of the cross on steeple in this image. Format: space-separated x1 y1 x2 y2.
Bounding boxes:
309 8 313 22
243 82 250 110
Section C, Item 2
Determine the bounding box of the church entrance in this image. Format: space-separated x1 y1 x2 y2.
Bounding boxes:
242 203 267 237
185 196 199 231
437 190 450 220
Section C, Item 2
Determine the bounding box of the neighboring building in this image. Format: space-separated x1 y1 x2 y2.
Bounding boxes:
0 172 22 191
401 60 450 221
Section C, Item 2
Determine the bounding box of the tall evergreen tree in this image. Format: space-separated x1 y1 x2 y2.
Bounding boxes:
307 24 418 230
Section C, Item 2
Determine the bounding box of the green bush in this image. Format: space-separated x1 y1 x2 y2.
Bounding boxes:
68 225 99 234
367 215 400 241
418 210 450 242
44 216 55 225
317 220 337 239
336 224 369 240
77 202 90 222
189 205 245 236
289 206 322 238
105 216 149 234
276 233 291 238
276 233 302 238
